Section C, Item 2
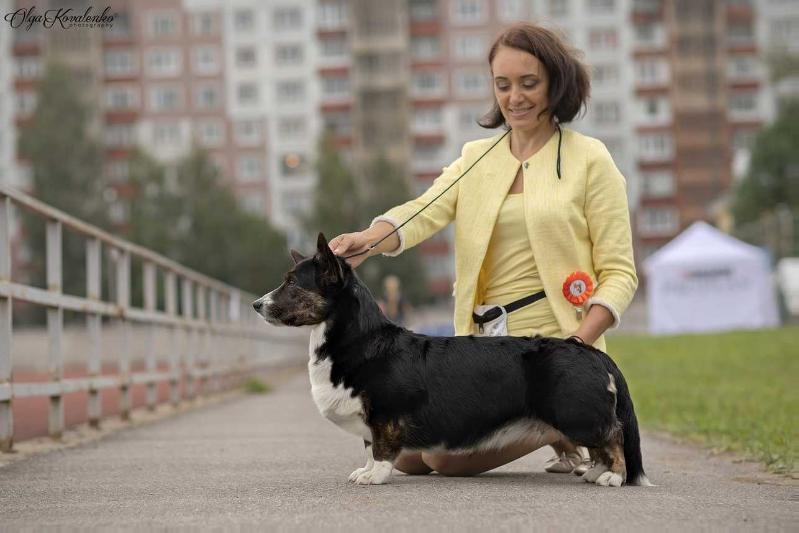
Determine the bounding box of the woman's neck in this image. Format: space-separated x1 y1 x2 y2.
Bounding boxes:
509 121 557 161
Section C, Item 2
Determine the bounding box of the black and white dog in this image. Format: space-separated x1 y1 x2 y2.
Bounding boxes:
253 234 650 487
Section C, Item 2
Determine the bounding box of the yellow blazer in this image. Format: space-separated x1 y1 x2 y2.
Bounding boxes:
373 128 637 351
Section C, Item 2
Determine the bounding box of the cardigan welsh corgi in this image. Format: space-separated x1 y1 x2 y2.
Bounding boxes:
253 234 650 487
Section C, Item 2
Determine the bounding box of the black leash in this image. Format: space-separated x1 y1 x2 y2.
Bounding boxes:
343 129 511 260
472 290 547 326
343 125 564 260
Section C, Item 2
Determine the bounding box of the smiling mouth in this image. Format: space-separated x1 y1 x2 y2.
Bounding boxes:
509 107 533 117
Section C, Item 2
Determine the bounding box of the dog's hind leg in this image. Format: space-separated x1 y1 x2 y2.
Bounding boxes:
348 440 375 483
584 435 627 487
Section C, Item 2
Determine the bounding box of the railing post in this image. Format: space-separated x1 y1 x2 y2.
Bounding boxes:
47 220 64 439
182 278 195 400
209 290 219 393
116 249 131 420
165 271 179 406
144 262 157 410
86 238 102 428
0 197 13 452
196 284 207 395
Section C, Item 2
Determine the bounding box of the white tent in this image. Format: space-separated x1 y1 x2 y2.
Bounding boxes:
643 221 779 335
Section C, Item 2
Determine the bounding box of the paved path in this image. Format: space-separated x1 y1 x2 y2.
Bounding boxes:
1 369 796 531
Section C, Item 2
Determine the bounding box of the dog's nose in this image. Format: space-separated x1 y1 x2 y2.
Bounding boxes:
252 300 262 312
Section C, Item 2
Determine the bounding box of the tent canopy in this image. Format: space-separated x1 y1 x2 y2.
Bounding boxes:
643 221 779 335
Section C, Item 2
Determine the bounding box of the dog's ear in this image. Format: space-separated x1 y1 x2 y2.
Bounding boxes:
316 232 343 286
290 249 306 265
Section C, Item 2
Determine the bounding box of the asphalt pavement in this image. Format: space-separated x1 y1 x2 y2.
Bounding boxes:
0 367 796 531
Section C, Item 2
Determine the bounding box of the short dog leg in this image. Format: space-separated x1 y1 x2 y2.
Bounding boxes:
349 440 375 483
586 438 626 488
353 435 400 486
582 447 610 484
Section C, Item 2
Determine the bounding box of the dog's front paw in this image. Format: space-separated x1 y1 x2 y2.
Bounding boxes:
348 466 370 482
353 461 393 485
594 471 624 487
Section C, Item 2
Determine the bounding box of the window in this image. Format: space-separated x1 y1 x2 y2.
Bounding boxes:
641 170 674 198
498 0 524 22
234 9 255 31
732 129 757 151
410 0 437 21
150 85 182 111
196 120 225 147
240 195 264 215
635 59 668 86
453 35 486 60
318 1 346 29
154 122 180 147
236 46 258 68
106 124 135 147
273 7 302 29
637 97 671 124
411 36 440 60
147 48 181 77
281 153 308 176
320 37 347 59
727 22 754 46
105 86 138 109
771 18 799 48
413 107 443 130
193 46 220 75
104 50 137 77
237 83 259 106
191 12 217 35
458 106 485 129
237 155 262 182
587 0 614 11
588 28 618 50
279 116 308 138
195 84 221 109
451 0 485 25
15 57 41 79
638 207 678 236
275 44 304 65
322 75 350 98
549 0 569 17
276 80 305 102
592 64 619 85
412 72 444 95
634 23 665 48
235 120 263 146
322 112 350 136
638 133 673 161
727 56 758 79
149 11 179 37
729 91 757 115
106 161 129 182
454 70 488 96
16 92 36 115
593 101 620 124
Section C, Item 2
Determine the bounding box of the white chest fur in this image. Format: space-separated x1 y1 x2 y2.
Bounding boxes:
308 323 372 441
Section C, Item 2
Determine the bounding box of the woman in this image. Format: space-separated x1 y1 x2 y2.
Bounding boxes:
329 23 637 477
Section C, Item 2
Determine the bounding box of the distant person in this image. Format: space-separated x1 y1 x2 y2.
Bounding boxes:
329 24 637 478
379 275 411 326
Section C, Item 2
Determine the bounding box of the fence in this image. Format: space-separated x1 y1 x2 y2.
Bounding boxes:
0 184 285 452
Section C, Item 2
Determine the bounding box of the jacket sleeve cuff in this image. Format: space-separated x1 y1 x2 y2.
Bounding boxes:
370 215 405 257
585 297 621 330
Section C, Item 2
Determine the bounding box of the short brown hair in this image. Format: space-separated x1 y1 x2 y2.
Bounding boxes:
479 23 590 129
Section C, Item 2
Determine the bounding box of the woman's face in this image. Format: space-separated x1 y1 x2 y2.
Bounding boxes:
491 46 551 132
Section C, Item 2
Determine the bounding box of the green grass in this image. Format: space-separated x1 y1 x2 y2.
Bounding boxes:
608 327 798 475
243 378 272 395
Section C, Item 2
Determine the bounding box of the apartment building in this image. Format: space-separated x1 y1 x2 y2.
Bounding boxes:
0 0 15 188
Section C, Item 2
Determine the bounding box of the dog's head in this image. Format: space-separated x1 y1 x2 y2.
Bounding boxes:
252 233 349 327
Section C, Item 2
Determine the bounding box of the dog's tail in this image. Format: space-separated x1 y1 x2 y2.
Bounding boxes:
613 369 652 487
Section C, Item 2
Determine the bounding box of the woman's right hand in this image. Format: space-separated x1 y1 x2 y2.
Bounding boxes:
329 231 373 268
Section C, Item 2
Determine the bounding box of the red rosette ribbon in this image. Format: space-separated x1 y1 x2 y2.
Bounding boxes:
562 272 594 306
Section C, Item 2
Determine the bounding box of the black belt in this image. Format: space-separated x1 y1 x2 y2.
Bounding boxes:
472 290 547 325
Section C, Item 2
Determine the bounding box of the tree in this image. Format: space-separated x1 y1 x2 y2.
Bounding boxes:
122 149 290 296
732 99 799 255
305 135 429 304
17 61 109 301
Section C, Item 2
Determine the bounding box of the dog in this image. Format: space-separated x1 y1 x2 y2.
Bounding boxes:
253 233 651 487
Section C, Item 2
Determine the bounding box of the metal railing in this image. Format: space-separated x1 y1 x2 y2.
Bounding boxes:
0 184 284 452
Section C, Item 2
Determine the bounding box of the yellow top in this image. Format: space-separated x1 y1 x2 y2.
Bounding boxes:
482 193 559 336
372 128 638 351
